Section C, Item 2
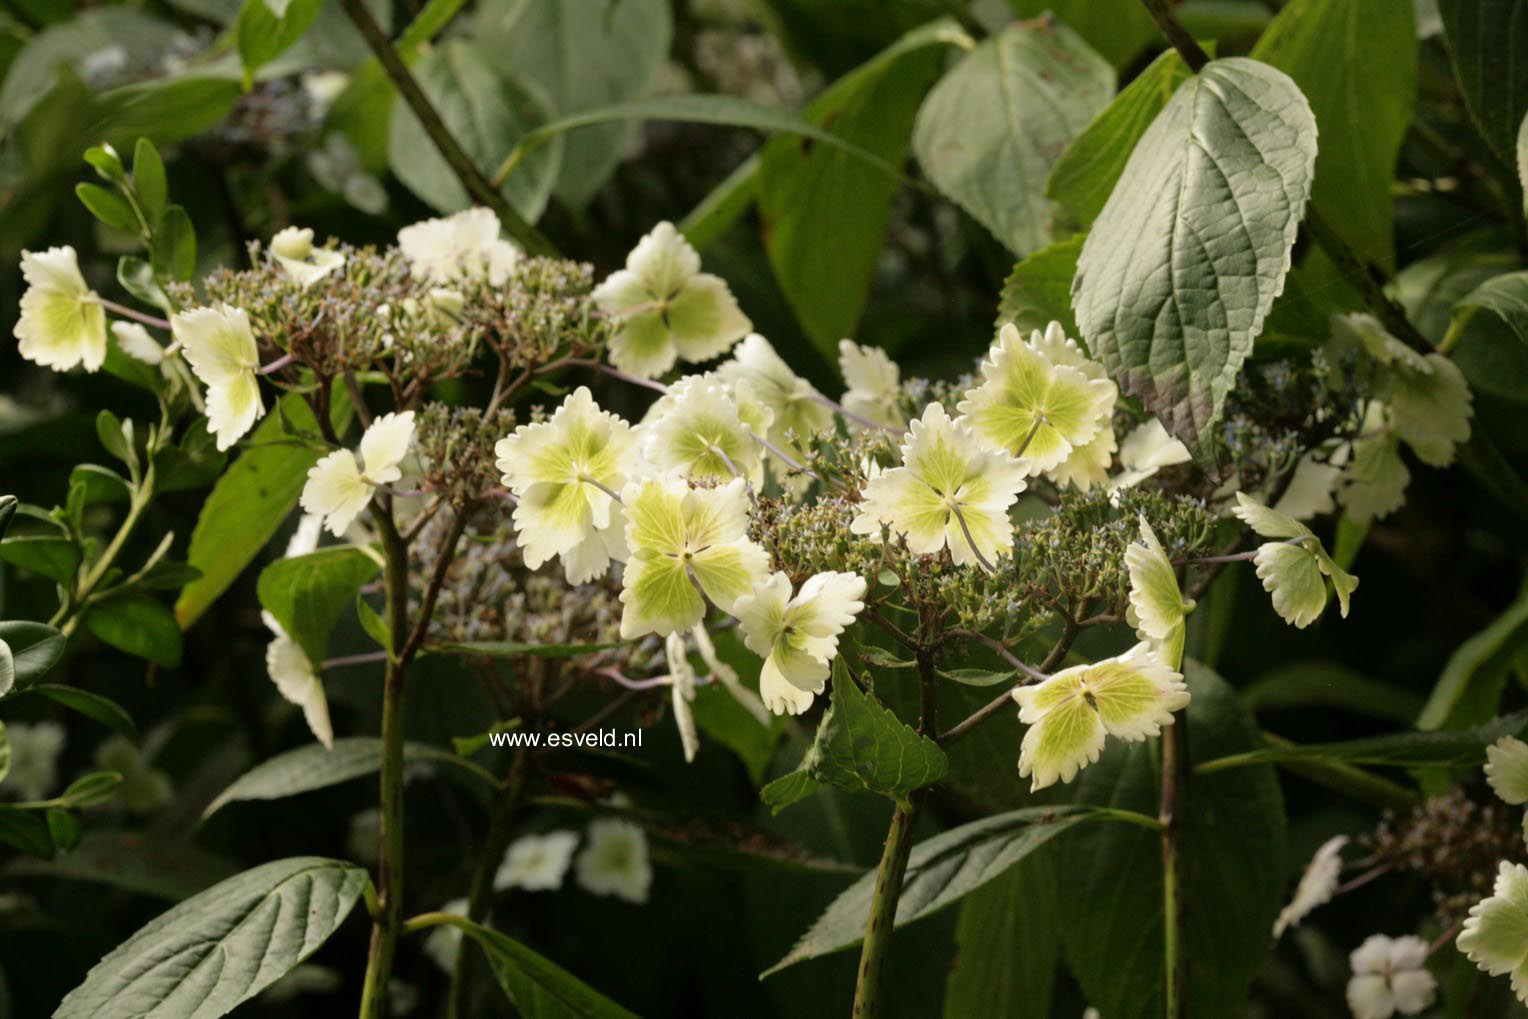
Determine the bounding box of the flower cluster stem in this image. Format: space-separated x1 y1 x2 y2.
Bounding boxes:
1160 710 1190 1019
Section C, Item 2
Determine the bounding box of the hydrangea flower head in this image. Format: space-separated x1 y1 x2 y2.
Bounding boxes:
1109 418 1192 493
717 334 833 451
301 411 416 537
14 246 108 373
1125 516 1194 669
644 376 766 487
592 222 751 378
269 226 345 288
1388 353 1472 467
1233 493 1358 628
838 340 902 429
1012 643 1187 791
1347 934 1437 1019
1339 403 1410 524
397 208 519 285
850 402 1027 570
173 304 265 450
618 477 769 638
733 571 868 716
495 387 639 582
957 322 1116 472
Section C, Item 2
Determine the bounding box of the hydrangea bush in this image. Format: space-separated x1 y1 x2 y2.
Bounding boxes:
1 1 1526 1017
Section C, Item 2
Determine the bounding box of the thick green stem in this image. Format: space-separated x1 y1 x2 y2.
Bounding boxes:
53 463 156 636
335 0 556 256
358 509 411 1019
851 792 925 1019
448 753 529 1019
1160 711 1189 1019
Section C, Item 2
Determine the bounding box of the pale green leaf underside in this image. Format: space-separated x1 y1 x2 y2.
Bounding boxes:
1072 57 1317 450
55 856 367 1019
1455 270 1528 347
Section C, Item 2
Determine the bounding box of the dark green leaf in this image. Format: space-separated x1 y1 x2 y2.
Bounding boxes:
1453 270 1528 346
446 914 640 1019
94 409 132 466
203 737 491 818
1073 58 1317 451
176 389 351 629
85 595 183 669
1438 0 1528 165
1421 585 1528 730
943 850 1058 1019
235 0 324 82
45 807 79 852
388 39 560 221
71 464 130 506
912 20 1113 255
1240 660 1425 724
84 143 127 183
0 534 80 583
59 771 123 809
1046 49 1194 228
1251 0 1416 264
0 621 64 688
758 19 961 354
427 639 620 659
131 137 167 223
74 183 139 232
26 684 138 743
471 0 671 207
764 804 1100 975
356 593 390 649
996 234 1083 337
802 660 948 800
1061 662 1286 1018
55 856 367 1019
760 770 821 815
0 494 14 540
937 667 1016 688
1008 0 1159 68
257 547 381 666
5 830 240 900
1197 712 1528 773
150 205 196 282
0 806 53 858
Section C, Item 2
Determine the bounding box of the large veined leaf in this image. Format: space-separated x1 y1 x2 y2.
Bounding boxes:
0 621 64 688
942 849 1059 1019
84 594 183 669
1199 712 1528 773
7 830 238 901
1008 0 1158 68
55 856 367 1019
758 19 961 356
1438 0 1528 166
256 547 380 665
1251 0 1416 264
912 19 1113 256
430 914 639 1018
801 660 948 800
388 39 561 220
1239 660 1424 724
175 390 351 629
472 0 671 207
996 234 1083 337
1060 662 1286 1018
204 737 492 818
763 804 1102 976
1046 49 1195 228
1072 58 1317 451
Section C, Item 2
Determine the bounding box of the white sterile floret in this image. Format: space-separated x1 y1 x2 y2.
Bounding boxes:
644 376 766 487
397 207 519 285
733 571 868 716
1274 834 1348 937
268 226 345 288
1233 493 1358 629
1125 515 1194 670
575 818 652 903
1274 448 1345 520
1 721 66 801
111 321 164 365
850 402 1027 571
14 246 108 373
1027 322 1120 490
262 611 333 749
423 898 469 972
838 339 903 429
716 333 833 452
1110 418 1192 493
1012 643 1187 791
666 631 701 762
301 411 416 537
957 322 1116 473
619 477 770 638
172 304 266 450
1333 312 1434 374
1388 352 1472 467
1339 403 1410 524
1347 934 1437 1019
495 387 639 583
1458 861 1528 1004
592 221 751 378
1485 736 1528 805
493 831 579 892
